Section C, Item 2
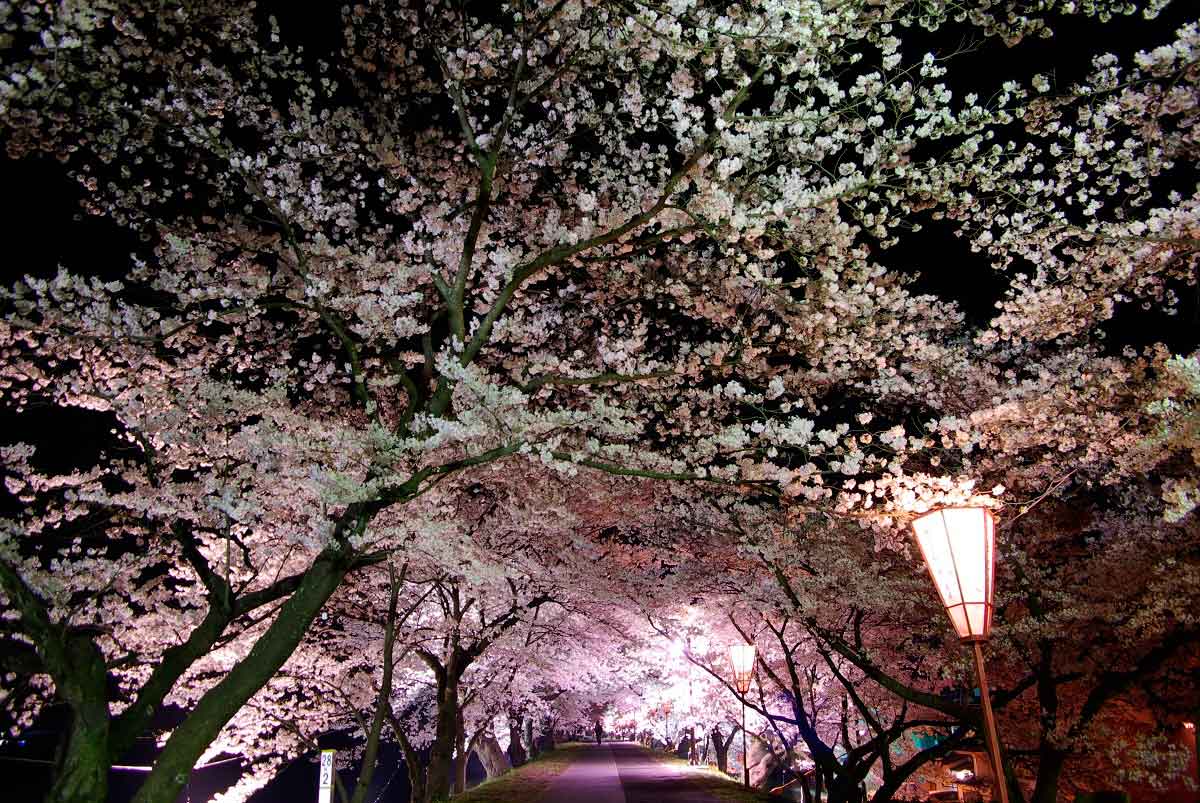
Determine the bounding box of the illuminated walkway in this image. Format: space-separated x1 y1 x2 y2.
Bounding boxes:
541 743 730 803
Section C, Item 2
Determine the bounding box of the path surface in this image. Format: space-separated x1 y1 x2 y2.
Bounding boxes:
541 743 727 803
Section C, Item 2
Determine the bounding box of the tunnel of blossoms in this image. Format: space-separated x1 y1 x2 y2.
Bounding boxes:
0 1 1198 802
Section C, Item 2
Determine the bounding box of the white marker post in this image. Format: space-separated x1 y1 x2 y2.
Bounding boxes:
318 749 335 803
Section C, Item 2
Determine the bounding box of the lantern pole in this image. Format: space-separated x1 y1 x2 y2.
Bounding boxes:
972 641 1009 803
741 691 749 788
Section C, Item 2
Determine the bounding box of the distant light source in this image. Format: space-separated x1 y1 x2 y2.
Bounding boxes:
911 507 996 642
729 644 756 694
1186 722 1200 790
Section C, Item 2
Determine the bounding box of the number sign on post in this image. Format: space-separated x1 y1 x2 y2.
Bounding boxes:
318 749 335 803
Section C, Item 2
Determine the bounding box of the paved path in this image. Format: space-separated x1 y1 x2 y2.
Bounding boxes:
541 743 726 803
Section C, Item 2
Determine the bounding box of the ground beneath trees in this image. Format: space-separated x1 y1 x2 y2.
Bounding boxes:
540 743 775 803
456 742 775 803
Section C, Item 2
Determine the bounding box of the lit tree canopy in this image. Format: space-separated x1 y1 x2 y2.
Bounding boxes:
0 1 1197 802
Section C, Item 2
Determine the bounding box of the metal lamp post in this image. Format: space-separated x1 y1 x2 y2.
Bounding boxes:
729 644 756 788
911 507 1009 803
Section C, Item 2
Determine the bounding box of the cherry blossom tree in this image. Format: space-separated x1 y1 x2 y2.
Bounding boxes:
0 1 1197 802
697 497 1199 802
181 466 669 803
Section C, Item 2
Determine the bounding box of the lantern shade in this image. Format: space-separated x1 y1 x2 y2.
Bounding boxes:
911 507 996 642
729 644 756 693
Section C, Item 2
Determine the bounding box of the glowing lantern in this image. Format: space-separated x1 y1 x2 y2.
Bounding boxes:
911 507 996 642
729 644 756 694
728 644 756 787
911 506 1008 803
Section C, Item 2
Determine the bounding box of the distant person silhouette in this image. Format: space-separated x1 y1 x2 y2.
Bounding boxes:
594 721 603 745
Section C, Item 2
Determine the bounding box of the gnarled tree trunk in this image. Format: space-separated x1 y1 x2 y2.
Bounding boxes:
47 636 110 803
507 714 527 766
132 549 353 803
524 717 536 758
475 732 512 778
1031 747 1067 803
424 674 460 803
535 717 556 754
710 726 735 774
747 733 781 789
452 708 469 795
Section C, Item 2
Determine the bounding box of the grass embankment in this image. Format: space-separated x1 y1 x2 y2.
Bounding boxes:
636 744 781 802
453 742 588 803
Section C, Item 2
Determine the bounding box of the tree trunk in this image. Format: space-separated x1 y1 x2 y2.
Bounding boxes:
0 561 113 803
747 733 781 789
424 674 459 803
395 730 426 803
131 550 351 803
524 717 536 758
1031 747 1067 803
108 525 354 765
817 765 876 803
869 771 911 803
475 732 512 778
507 714 527 766
710 727 731 774
452 709 468 795
46 636 110 803
349 567 402 803
823 776 860 803
108 604 233 762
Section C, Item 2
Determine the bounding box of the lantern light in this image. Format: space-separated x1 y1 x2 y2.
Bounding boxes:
729 644 756 694
727 643 756 788
911 507 996 642
911 505 1009 803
